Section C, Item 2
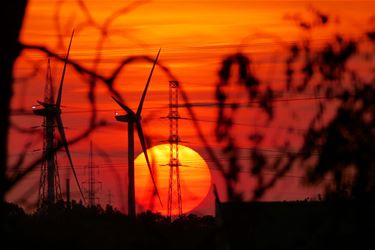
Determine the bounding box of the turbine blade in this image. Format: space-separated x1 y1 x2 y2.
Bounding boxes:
111 96 135 115
136 48 161 116
135 121 163 207
56 114 86 203
56 30 74 108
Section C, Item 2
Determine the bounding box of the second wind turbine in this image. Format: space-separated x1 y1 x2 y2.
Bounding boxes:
112 49 162 219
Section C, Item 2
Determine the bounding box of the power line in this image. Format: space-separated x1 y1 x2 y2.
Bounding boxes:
7 162 317 181
175 95 344 108
9 144 319 158
178 117 307 132
19 37 334 56
10 93 345 116
8 151 319 173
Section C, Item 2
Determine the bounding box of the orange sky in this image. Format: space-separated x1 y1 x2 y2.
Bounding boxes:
8 0 374 214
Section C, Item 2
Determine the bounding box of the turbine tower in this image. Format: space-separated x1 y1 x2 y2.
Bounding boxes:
33 31 85 206
112 49 162 219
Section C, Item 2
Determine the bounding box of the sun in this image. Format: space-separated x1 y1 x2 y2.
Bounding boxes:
134 144 211 215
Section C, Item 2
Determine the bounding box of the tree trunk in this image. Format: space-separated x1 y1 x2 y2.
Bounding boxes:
0 1 28 206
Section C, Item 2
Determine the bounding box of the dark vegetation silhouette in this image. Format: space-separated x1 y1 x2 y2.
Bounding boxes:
3 201 216 250
215 9 375 201
4 199 375 250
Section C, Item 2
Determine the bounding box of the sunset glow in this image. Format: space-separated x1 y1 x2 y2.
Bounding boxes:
134 144 211 215
7 0 374 214
2 0 375 248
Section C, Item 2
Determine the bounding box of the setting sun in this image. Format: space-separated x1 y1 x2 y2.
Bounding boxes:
134 144 211 215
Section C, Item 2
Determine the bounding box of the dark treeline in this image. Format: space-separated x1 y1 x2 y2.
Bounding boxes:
4 200 375 250
3 202 216 250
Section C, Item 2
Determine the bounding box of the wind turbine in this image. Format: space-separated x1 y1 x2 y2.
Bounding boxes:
112 49 162 219
33 30 86 205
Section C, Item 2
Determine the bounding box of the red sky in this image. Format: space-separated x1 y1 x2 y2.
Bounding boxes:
8 0 374 214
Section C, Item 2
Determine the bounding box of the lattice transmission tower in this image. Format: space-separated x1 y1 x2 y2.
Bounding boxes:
83 141 101 207
166 80 182 217
36 58 62 207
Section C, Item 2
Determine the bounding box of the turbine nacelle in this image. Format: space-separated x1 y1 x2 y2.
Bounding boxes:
114 108 142 122
32 101 61 116
32 107 57 116
114 114 138 122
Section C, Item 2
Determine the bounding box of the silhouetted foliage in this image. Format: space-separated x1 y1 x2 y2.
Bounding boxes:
3 202 217 250
215 9 375 201
4 200 375 250
215 53 274 200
